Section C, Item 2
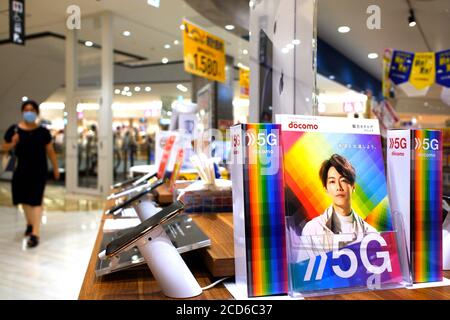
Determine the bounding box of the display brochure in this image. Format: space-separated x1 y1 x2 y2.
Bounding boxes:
276 115 411 296
230 123 288 297
95 213 211 276
387 129 443 283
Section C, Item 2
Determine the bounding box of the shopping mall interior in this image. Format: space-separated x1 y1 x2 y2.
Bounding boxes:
0 0 449 302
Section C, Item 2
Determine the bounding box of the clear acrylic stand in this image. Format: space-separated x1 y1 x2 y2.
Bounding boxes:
286 211 412 298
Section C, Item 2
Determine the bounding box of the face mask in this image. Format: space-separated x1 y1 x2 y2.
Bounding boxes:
23 111 37 123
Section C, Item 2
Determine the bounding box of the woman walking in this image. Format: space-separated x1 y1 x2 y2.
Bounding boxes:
2 100 59 248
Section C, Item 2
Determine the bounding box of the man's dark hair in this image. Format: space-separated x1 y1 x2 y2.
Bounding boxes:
319 154 356 188
21 100 40 115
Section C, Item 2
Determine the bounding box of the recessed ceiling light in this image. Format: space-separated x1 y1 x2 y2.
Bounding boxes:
287 43 295 50
409 20 416 27
134 86 141 92
127 92 132 97
180 24 185 31
368 53 379 59
162 57 169 64
282 47 289 54
145 87 152 92
22 96 28 102
164 44 171 49
122 31 131 37
124 86 130 91
329 75 335 80
84 41 94 47
338 26 351 33
147 0 160 8
174 40 179 45
242 49 248 55
114 89 121 95
346 84 352 88
177 84 188 93
121 91 127 96
292 39 301 45
225 25 235 31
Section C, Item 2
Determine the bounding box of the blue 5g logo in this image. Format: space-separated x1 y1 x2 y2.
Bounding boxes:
246 132 278 146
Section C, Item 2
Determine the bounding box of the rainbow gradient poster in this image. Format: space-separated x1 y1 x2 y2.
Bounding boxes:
387 129 443 283
276 115 407 295
230 124 288 297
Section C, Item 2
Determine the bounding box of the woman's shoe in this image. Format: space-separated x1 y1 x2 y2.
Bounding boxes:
24 225 33 236
27 235 39 248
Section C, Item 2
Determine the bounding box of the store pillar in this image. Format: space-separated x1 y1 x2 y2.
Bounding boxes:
65 27 78 193
98 12 114 195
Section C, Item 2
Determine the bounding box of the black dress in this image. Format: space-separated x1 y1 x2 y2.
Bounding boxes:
4 125 52 206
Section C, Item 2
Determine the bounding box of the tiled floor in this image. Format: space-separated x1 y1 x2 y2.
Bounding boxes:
0 182 103 300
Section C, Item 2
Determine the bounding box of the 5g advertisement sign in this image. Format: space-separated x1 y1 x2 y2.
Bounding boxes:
288 231 404 292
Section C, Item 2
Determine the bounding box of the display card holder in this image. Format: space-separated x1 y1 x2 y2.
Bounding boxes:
286 211 412 298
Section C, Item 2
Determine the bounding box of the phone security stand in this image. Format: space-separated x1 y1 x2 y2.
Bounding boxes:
107 172 158 200
105 179 164 215
99 201 203 299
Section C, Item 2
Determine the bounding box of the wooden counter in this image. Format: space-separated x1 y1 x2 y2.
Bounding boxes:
79 195 450 300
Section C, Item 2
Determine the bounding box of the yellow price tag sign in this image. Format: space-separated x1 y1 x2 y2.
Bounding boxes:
183 19 226 83
410 52 435 90
239 67 250 98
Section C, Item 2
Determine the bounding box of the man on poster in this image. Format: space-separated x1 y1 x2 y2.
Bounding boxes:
302 154 377 249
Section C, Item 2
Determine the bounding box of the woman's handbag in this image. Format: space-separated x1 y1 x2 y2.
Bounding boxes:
1 126 18 173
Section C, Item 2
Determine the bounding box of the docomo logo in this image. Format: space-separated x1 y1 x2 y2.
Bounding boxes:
288 121 319 131
389 138 407 149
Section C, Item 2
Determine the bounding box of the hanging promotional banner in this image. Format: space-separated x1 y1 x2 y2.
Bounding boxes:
436 49 450 88
383 49 393 98
239 67 250 98
9 0 25 45
389 50 414 85
182 19 226 83
410 52 436 90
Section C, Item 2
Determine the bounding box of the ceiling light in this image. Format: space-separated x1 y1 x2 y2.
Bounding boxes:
122 31 131 37
164 44 171 49
121 91 127 96
174 40 179 45
292 39 301 45
162 57 169 64
177 84 188 93
346 84 352 88
114 89 121 95
338 26 351 33
282 47 289 54
124 86 130 91
127 92 132 97
408 9 417 27
147 0 160 8
180 24 185 31
145 87 152 92
368 52 379 59
242 49 248 55
84 41 94 47
249 1 255 8
237 62 249 70
225 25 235 31
134 86 141 92
22 96 28 102
287 43 295 50
329 75 335 80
